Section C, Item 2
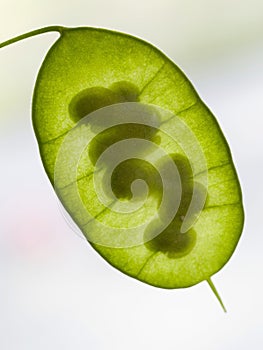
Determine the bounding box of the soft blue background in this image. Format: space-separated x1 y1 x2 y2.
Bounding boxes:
1 1 262 349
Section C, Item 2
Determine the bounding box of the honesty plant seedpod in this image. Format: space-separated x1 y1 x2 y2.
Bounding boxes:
1 26 244 311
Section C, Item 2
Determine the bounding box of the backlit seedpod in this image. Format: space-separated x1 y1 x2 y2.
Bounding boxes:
0 26 245 311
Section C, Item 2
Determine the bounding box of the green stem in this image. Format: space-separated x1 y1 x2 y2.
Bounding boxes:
206 277 227 313
0 26 65 49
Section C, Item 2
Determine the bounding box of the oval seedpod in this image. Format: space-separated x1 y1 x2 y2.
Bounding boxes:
1 27 245 310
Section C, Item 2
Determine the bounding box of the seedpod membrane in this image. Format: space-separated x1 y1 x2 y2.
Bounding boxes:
0 26 245 311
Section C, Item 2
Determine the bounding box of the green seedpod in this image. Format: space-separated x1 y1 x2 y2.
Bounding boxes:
0 26 245 311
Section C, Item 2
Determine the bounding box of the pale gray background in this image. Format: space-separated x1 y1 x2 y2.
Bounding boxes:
1 1 262 349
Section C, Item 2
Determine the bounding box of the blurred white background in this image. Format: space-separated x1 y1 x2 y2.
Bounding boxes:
1 1 263 349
